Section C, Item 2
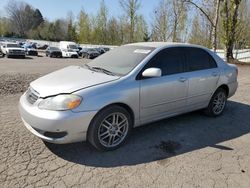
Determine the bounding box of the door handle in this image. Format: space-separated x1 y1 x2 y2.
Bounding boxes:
212 72 219 77
179 77 187 82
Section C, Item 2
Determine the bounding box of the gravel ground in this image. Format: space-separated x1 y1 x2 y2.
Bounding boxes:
0 74 41 95
0 57 250 188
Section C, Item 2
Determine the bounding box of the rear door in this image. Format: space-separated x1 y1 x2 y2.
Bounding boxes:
185 47 220 109
139 47 188 123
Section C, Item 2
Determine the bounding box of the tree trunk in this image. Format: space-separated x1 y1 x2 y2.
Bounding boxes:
172 20 178 42
224 0 241 62
211 0 221 52
226 40 234 61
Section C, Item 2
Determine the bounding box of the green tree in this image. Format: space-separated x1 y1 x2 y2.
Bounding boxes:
67 18 77 41
95 0 108 44
151 0 169 42
0 17 12 37
120 0 141 42
107 17 121 45
188 15 212 47
77 10 92 43
222 0 243 61
185 0 222 51
6 0 44 38
32 9 44 29
135 15 148 42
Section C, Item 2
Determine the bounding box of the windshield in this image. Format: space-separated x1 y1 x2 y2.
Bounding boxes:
68 45 78 49
88 49 97 52
50 47 60 50
88 45 155 76
7 43 20 48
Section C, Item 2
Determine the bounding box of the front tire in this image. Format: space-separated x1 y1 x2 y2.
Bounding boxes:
204 88 227 117
87 105 132 151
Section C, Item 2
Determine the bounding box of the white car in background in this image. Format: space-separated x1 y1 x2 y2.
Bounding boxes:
59 41 79 58
1 42 26 58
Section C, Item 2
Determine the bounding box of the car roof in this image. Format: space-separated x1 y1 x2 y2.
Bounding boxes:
126 42 208 50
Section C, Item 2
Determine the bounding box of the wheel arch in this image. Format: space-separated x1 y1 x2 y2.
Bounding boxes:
88 102 135 131
217 84 229 97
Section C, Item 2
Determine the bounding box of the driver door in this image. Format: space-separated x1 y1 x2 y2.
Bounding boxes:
139 47 188 124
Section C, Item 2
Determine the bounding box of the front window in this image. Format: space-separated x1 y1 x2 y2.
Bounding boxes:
88 45 155 76
88 49 97 52
7 43 20 48
68 45 78 50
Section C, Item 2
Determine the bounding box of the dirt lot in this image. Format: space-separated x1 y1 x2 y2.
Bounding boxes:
0 56 250 188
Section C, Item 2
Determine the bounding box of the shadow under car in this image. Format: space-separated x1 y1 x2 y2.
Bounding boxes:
45 100 250 168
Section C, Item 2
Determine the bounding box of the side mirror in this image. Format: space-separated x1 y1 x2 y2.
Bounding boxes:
3 46 6 48
142 68 162 78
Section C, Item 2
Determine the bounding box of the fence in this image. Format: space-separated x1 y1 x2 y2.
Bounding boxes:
216 49 250 63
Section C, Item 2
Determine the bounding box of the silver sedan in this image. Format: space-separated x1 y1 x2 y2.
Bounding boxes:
19 42 238 151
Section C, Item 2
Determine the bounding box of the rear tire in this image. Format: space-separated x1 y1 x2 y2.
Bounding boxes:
87 105 132 151
204 88 227 117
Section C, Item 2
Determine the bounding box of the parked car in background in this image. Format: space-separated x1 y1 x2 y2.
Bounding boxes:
22 44 38 56
81 48 100 59
19 42 238 151
37 44 49 50
61 49 79 58
59 41 79 58
77 46 83 57
0 42 26 58
96 47 106 55
45 47 62 58
103 47 110 52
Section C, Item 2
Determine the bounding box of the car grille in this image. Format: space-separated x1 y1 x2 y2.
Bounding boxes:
12 50 21 52
26 88 39 104
9 50 25 54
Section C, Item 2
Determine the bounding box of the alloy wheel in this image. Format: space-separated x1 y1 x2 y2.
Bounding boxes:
212 91 226 115
98 112 129 148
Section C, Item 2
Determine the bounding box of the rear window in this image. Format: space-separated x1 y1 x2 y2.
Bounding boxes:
187 48 217 71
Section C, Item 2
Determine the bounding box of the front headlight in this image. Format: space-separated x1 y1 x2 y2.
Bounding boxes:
38 94 82 111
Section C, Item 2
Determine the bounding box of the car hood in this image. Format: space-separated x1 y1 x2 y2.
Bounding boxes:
30 66 120 97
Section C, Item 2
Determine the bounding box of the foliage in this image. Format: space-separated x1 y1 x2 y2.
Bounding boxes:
0 0 248 58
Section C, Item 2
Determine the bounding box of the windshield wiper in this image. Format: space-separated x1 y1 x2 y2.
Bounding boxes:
82 64 117 76
83 64 92 70
91 66 117 76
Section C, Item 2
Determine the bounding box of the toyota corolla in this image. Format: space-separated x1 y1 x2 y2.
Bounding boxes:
19 42 238 151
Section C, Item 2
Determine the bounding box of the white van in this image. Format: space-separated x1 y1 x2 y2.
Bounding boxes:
59 41 79 58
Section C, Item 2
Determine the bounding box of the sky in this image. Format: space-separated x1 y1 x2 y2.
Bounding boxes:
0 0 161 24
